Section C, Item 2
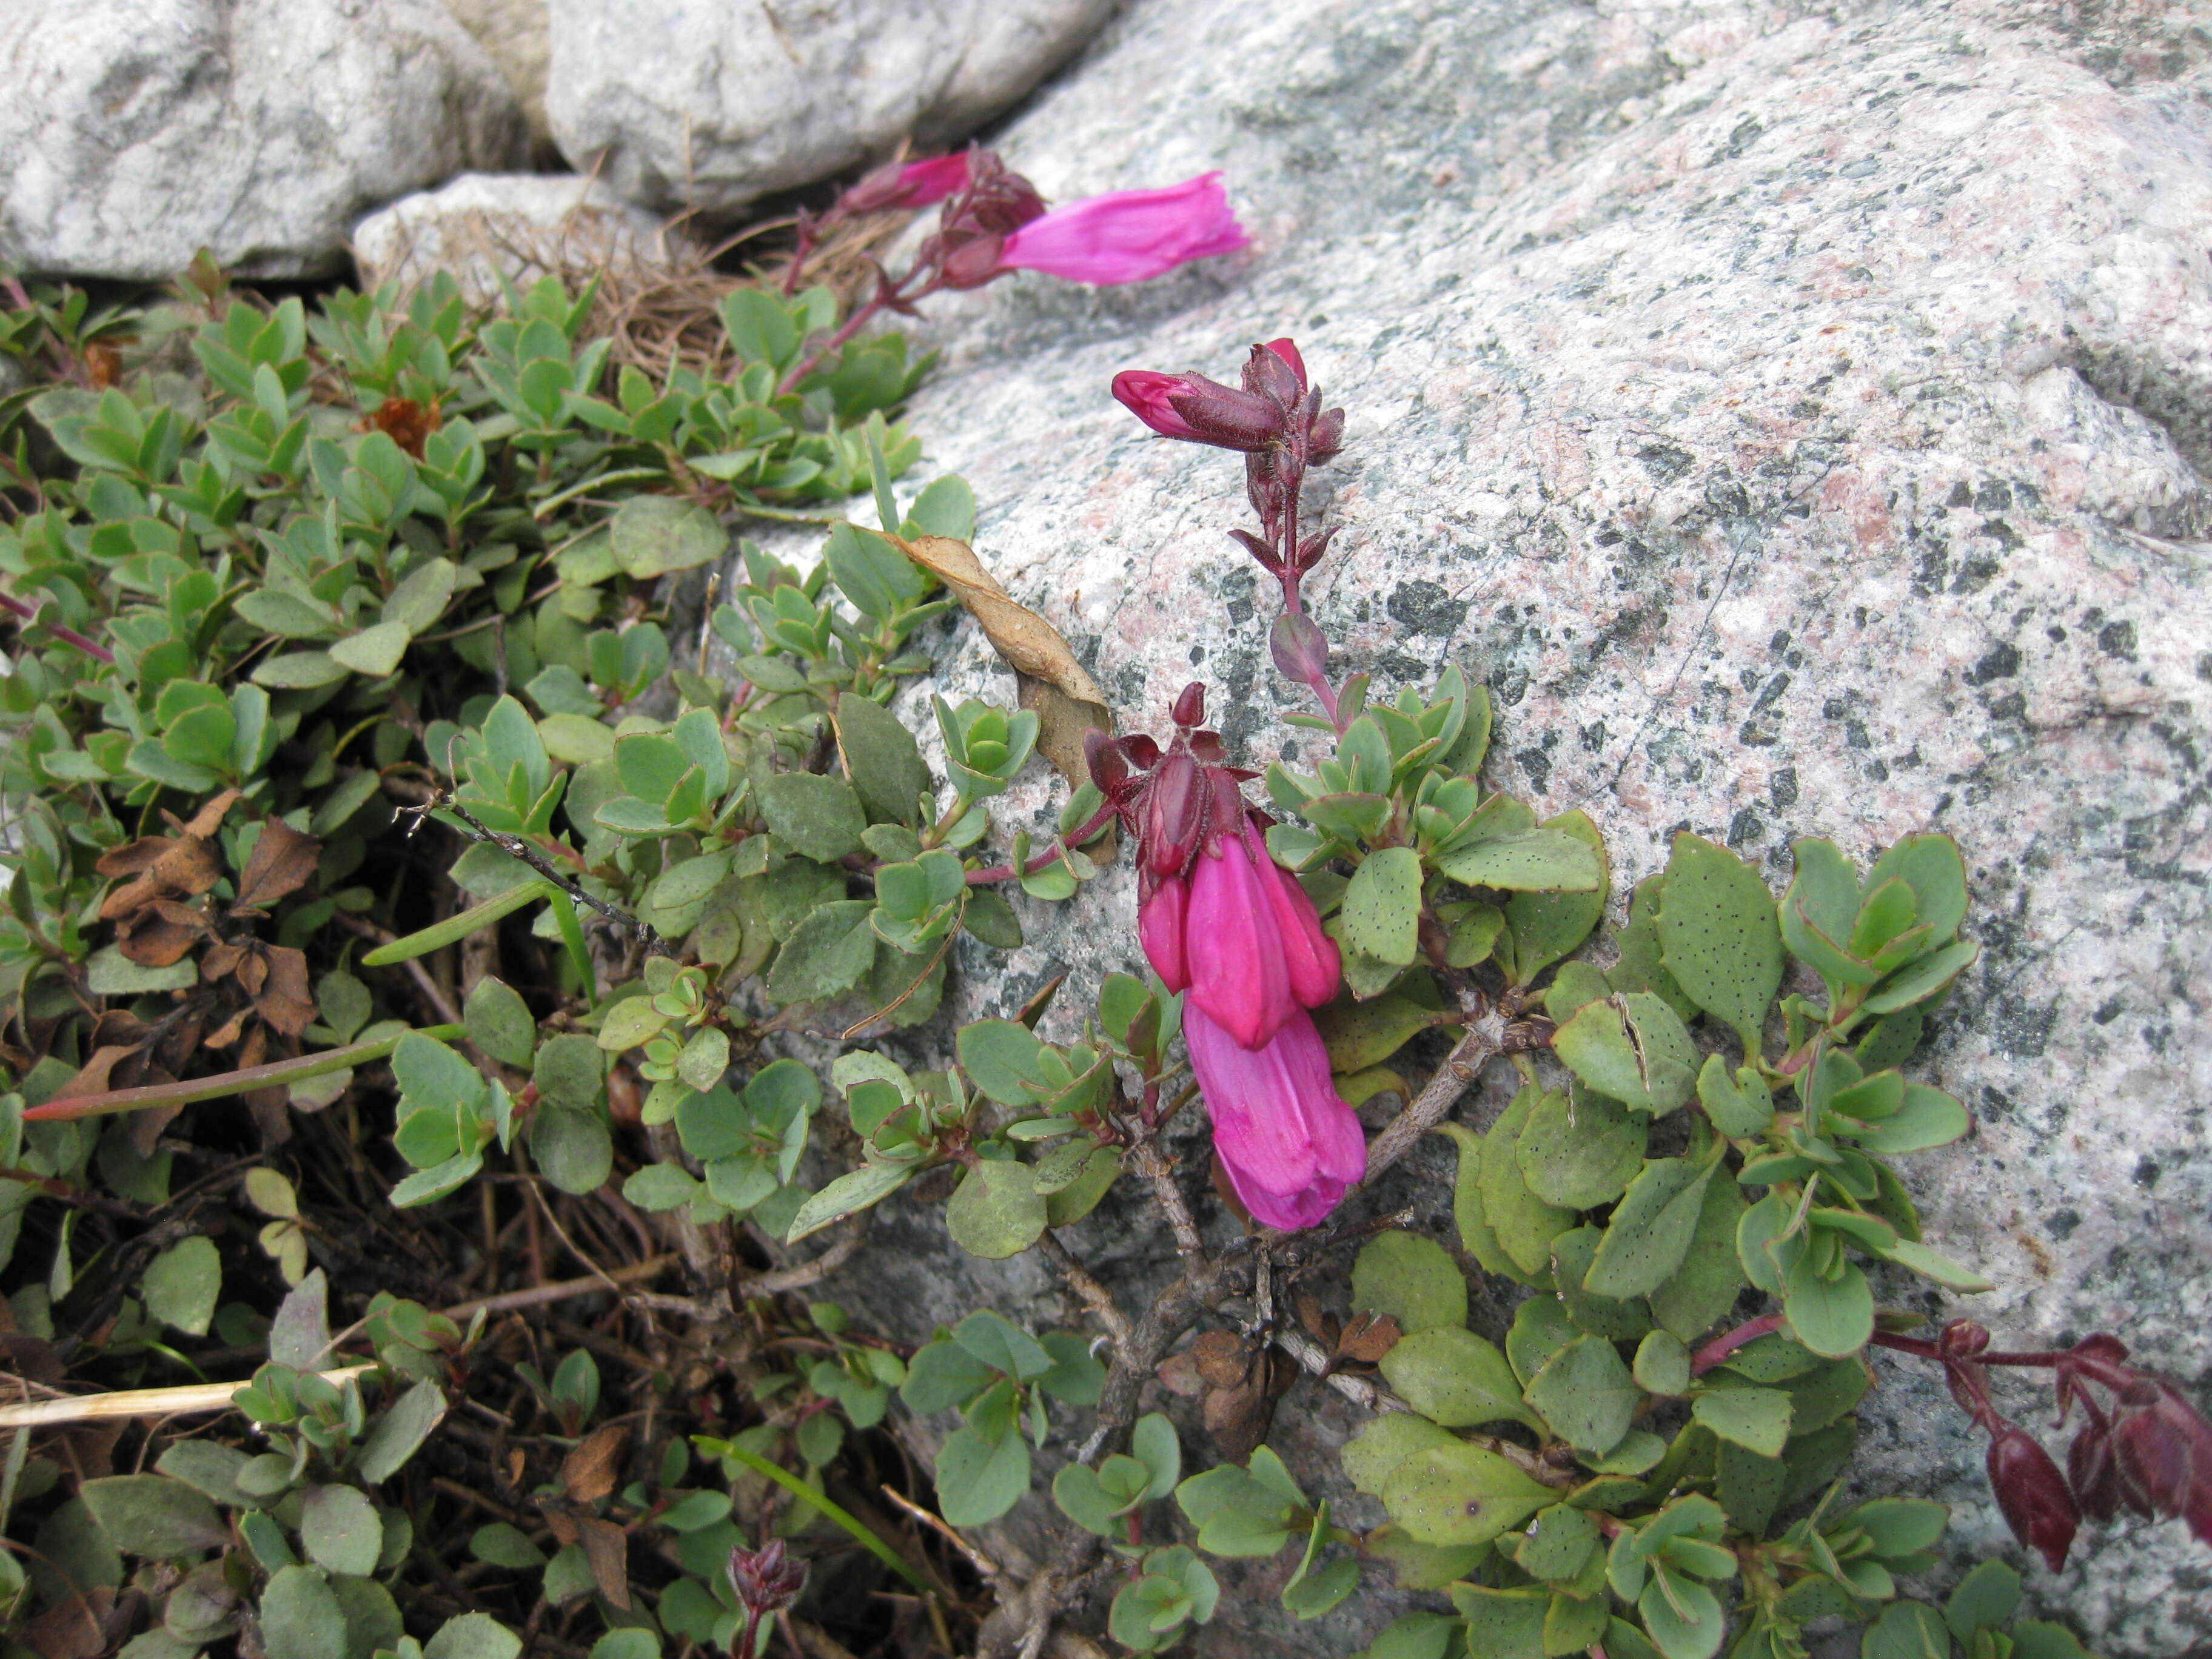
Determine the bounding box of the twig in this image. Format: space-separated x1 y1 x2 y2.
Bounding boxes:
1036 1233 1134 1350
1361 1008 1520 1182
877 1484 1008 1586
440 1253 677 1321
0 590 115 663
22 1024 464 1122
1126 1134 1204 1263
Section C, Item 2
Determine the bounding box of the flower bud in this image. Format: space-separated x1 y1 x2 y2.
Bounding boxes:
1144 752 1207 877
2068 1418 2134 1523
1270 612 1329 683
2113 1379 2212 1540
838 152 973 215
1989 1427 2080 1572
1111 370 1282 451
1244 338 1306 404
937 235 1008 290
1939 1319 1993 1360
1171 683 1207 728
729 1538 806 1614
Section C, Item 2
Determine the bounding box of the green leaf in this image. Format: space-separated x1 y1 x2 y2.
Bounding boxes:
383 557 458 632
534 1033 605 1111
945 1161 1048 1259
1341 1413 1461 1497
1780 839 1877 987
1500 811 1608 982
1438 827 1603 892
1634 1332 1691 1397
1381 1442 1555 1547
956 1018 1048 1105
1341 846 1424 965
786 1162 910 1243
1351 1231 1467 1332
530 1105 613 1194
471 1522 548 1569
1131 1412 1182 1501
934 1424 1032 1527
1655 833 1783 1054
1478 1087 1574 1281
85 944 198 994
1695 1056 1774 1138
768 899 877 1003
1515 1084 1646 1209
1586 1156 1719 1299
1550 993 1697 1115
423 1611 524 1659
329 619 412 677
1945 1561 2023 1638
156 1441 259 1509
363 882 559 966
1524 1335 1640 1455
260 1565 349 1659
81 1475 229 1557
1783 1258 1875 1358
299 1484 383 1575
759 771 868 862
141 1236 220 1335
1842 1084 1971 1154
1639 1572 1727 1659
1379 1327 1538 1429
250 642 340 690
463 976 536 1069
357 1379 447 1483
1446 1585 1548 1659
1691 1387 1792 1456
609 494 726 578
1552 1225 1654 1340
1862 1601 1950 1659
1315 992 1441 1073
1647 1175 1749 1344
836 691 931 823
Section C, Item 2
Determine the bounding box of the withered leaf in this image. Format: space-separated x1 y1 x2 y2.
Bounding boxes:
53 1045 144 1103
253 945 317 1039
233 817 321 911
96 790 239 919
118 899 207 967
16 1583 120 1659
562 1422 628 1504
1190 1329 1252 1391
1336 1311 1402 1366
1204 1350 1292 1464
577 1513 631 1609
897 535 1113 792
232 948 269 999
1296 1293 1337 1348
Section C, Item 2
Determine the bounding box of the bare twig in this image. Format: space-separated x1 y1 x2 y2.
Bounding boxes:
1361 1005 1520 1181
417 795 671 958
1126 1134 1205 1263
440 1253 677 1321
1036 1233 1134 1350
878 1484 1008 1586
0 1367 374 1430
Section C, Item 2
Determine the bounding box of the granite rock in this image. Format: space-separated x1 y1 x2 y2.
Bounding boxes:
353 172 683 306
440 0 555 152
543 0 1119 215
786 0 2212 1652
0 0 528 281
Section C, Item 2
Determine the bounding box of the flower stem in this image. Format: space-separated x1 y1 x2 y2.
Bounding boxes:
1691 1313 1788 1376
961 799 1119 885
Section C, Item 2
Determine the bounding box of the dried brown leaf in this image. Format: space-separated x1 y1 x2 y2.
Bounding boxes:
562 1422 628 1503
1155 1350 1208 1399
897 534 1113 791
52 1045 141 1103
1296 1293 1336 1347
1337 1312 1403 1365
233 817 320 911
578 1513 632 1609
253 945 316 1039
1190 1329 1251 1391
117 900 207 967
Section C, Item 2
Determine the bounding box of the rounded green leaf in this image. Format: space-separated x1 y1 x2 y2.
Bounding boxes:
934 1424 1032 1527
1341 846 1424 966
1381 1443 1555 1548
142 1235 221 1336
1655 833 1783 1054
1524 1335 1640 1455
260 1564 348 1659
1352 1231 1468 1333
945 1161 1047 1260
1379 1327 1537 1429
300 1484 383 1576
1515 1084 1647 1209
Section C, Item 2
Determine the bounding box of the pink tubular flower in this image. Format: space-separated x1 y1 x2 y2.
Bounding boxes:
999 172 1248 286
839 152 974 215
1185 1004 1365 1232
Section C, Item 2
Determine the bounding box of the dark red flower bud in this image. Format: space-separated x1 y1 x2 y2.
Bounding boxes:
1244 338 1305 404
1940 1320 1993 1361
1988 1427 2080 1572
1144 752 1207 876
729 1538 806 1614
1307 404 1345 465
2113 1380 2212 1535
1085 728 1131 801
1270 612 1329 683
1171 683 1207 728
947 152 1047 235
937 235 1008 290
1112 370 1284 451
2068 1418 2135 1523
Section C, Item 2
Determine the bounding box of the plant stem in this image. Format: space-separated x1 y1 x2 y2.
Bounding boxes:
961 799 1119 885
1691 1313 1788 1376
0 591 114 663
21 1024 463 1122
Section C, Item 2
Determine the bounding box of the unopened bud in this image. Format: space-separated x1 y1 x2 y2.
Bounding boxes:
1939 1319 1992 1360
1144 752 1206 877
937 235 1007 290
1270 612 1329 683
1172 683 1207 728
1988 1427 2079 1572
728 1538 806 1614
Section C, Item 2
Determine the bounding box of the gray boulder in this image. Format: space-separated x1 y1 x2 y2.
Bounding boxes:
440 0 555 153
796 0 2212 1653
0 0 528 281
353 172 682 306
543 0 1119 215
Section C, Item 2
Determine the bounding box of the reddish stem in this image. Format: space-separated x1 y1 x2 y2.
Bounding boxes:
0 591 115 663
961 799 1119 885
1690 1313 1788 1376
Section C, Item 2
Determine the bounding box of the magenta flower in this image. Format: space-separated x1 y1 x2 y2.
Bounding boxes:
1185 1004 1366 1231
1089 684 1362 1232
997 172 1248 286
